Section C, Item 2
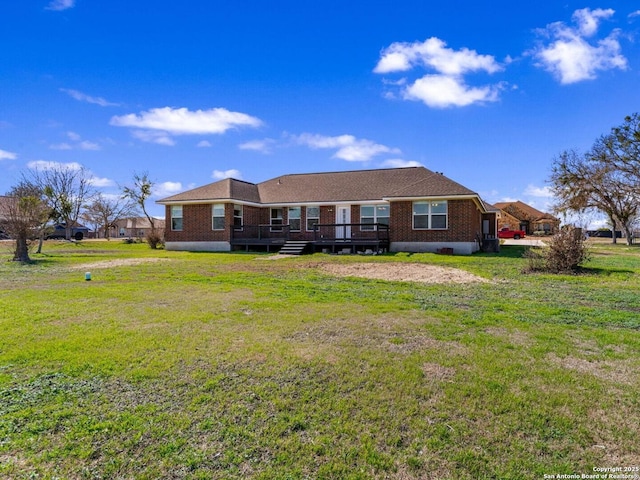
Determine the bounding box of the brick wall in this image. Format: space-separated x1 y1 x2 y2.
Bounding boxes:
243 205 267 226
164 204 227 242
165 200 483 244
389 199 481 243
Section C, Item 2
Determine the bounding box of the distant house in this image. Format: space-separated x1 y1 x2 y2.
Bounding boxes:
157 167 497 255
106 217 166 239
493 201 560 235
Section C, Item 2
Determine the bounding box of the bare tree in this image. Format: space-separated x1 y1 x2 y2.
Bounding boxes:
605 113 640 180
550 149 638 245
82 194 138 240
122 171 162 248
0 182 50 262
549 114 640 245
30 164 95 241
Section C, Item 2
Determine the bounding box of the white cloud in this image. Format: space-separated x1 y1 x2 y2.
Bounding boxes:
374 37 504 108
531 8 627 84
78 141 100 151
524 184 554 198
573 8 614 37
479 189 500 203
46 0 75 11
380 159 423 168
292 133 400 161
27 160 83 171
101 192 126 202
131 130 176 146
67 131 81 141
629 11 640 20
110 107 262 137
212 169 242 180
375 37 502 76
197 140 212 148
404 75 501 108
239 138 275 154
25 161 113 190
49 143 74 151
153 181 183 198
0 149 18 160
50 132 101 151
88 176 115 187
60 88 119 107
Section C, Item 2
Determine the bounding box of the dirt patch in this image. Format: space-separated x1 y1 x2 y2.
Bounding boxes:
422 363 456 382
319 262 488 284
288 314 468 358
547 353 637 386
258 254 298 260
68 257 170 271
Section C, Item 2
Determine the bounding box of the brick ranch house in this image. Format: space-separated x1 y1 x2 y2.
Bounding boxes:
157 167 498 255
98 217 166 240
493 200 560 235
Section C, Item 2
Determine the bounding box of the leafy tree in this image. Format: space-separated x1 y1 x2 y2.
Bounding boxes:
0 182 50 262
81 194 138 240
122 172 162 248
30 164 95 241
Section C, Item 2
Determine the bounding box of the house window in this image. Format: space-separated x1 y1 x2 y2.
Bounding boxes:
288 207 301 232
360 205 390 231
271 208 283 231
212 204 225 230
413 201 447 229
233 204 243 230
171 205 183 231
119 227 125 236
306 206 320 231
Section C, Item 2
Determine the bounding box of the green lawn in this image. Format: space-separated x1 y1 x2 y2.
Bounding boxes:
0 240 638 479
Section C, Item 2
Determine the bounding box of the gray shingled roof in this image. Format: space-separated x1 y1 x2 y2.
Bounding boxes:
493 201 558 222
158 178 260 203
157 167 478 205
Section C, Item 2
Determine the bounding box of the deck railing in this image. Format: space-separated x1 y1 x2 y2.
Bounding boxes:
230 223 389 245
232 224 291 241
311 223 390 243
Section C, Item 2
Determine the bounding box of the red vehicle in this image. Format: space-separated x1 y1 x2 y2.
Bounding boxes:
498 227 526 239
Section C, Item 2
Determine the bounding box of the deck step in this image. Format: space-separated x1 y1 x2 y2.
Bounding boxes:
279 241 311 255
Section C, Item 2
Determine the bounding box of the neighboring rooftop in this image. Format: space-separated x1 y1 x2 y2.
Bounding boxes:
493 200 557 221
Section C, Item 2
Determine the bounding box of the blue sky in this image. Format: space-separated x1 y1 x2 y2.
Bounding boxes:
1 1 639 219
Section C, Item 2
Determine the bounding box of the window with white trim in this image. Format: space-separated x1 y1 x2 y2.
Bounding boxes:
171 205 183 231
306 206 320 231
233 204 243 229
413 201 447 229
360 204 390 231
271 208 283 231
212 204 225 230
288 207 301 232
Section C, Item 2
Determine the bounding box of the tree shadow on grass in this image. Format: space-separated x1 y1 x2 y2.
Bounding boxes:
578 266 636 276
477 245 528 259
5 257 59 267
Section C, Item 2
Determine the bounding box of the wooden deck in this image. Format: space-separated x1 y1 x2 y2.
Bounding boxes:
231 223 390 253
